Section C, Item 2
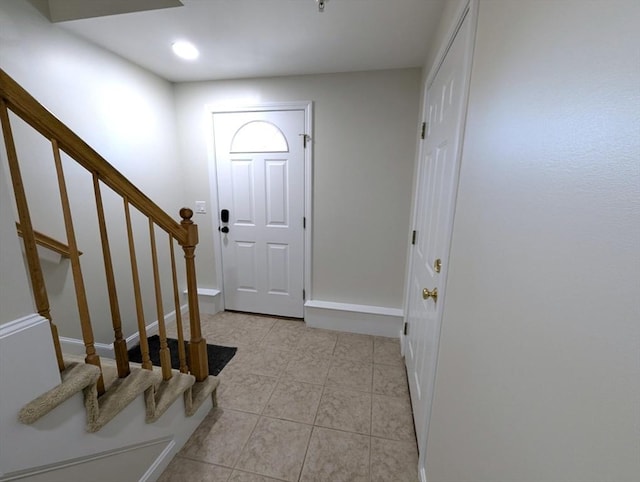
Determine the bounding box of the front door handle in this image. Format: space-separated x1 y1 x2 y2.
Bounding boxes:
220 226 229 234
422 287 438 302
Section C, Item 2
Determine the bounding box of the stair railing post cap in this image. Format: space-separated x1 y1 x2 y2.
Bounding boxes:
180 207 194 222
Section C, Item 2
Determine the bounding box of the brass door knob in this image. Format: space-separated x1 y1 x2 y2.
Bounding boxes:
422 287 438 302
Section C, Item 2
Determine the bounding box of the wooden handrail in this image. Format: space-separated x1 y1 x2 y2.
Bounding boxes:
0 69 186 244
16 222 82 258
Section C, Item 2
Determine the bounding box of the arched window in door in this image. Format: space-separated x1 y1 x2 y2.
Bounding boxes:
230 120 289 153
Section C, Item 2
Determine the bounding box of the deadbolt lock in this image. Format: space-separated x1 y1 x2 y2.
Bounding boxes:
422 287 438 302
434 258 442 273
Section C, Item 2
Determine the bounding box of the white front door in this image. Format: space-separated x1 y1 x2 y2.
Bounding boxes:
213 110 305 318
405 9 475 458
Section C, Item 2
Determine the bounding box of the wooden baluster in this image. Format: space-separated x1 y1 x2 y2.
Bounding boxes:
169 236 188 374
0 99 64 371
93 173 129 378
51 140 104 394
149 219 172 381
124 199 152 370
179 208 208 382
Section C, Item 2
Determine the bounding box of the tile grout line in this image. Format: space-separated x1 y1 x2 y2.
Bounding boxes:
164 312 414 480
240 318 311 481
296 421 315 481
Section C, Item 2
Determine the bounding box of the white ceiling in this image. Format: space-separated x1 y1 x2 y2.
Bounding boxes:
53 0 445 83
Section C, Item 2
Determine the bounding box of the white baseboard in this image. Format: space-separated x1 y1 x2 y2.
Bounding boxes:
0 313 49 339
182 288 222 315
59 304 189 358
58 337 113 358
304 300 403 338
125 304 189 348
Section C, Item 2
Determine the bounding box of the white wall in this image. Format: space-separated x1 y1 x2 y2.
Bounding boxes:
0 163 34 325
174 69 421 310
423 0 466 78
425 1 640 481
0 0 185 342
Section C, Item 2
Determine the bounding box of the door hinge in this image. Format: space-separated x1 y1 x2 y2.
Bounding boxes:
411 230 417 245
404 322 408 336
303 217 306 229
303 289 306 300
420 122 426 139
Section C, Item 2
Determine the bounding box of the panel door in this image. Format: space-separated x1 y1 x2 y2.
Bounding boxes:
405 11 474 457
213 110 305 318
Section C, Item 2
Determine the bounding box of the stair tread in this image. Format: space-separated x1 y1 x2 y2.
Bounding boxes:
18 362 100 424
146 371 196 422
63 354 120 390
186 376 220 417
87 367 161 432
20 354 219 431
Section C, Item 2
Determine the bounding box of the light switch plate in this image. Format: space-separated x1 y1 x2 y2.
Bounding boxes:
195 201 206 214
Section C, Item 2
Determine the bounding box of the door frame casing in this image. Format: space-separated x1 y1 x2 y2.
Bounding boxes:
205 101 314 313
401 1 478 480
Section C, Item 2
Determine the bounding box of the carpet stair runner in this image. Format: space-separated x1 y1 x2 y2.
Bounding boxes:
18 353 219 432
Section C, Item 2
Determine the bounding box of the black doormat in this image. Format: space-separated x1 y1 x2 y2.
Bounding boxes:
127 335 236 376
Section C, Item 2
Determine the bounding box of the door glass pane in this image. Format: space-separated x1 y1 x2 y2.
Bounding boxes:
230 121 289 153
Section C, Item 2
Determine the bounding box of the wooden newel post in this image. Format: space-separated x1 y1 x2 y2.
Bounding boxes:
180 208 209 382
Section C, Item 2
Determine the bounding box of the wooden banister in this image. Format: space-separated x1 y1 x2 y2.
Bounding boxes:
180 208 208 382
0 70 186 244
15 223 81 258
124 200 152 371
149 220 172 381
169 237 188 374
52 139 104 395
0 98 65 372
93 173 129 379
1 68 209 392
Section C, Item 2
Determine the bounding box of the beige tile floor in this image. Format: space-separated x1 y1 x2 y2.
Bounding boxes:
160 311 418 482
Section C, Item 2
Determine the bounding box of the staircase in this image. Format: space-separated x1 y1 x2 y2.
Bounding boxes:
0 69 218 480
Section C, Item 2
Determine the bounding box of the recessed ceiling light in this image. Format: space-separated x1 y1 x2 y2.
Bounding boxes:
172 40 199 60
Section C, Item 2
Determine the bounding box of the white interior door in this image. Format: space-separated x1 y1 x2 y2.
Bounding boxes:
213 110 305 318
405 9 474 459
